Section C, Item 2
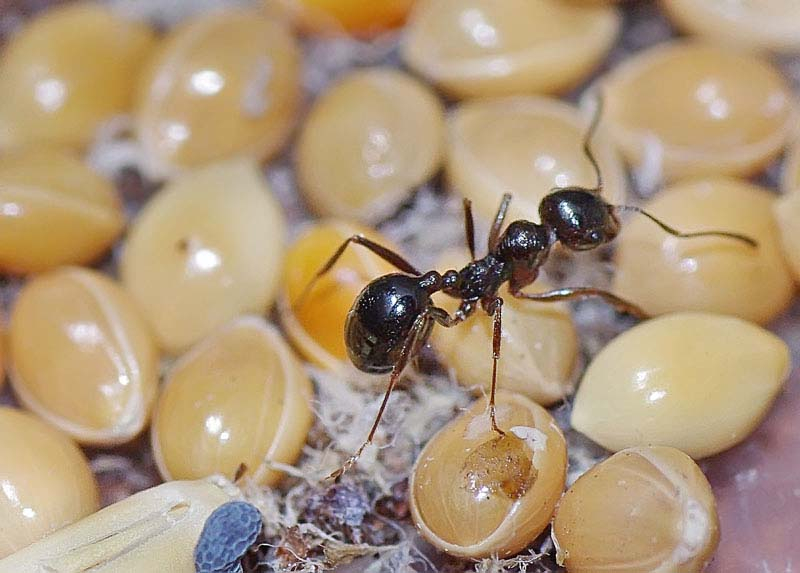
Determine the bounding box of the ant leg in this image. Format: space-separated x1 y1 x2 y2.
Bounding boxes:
463 198 477 261
486 297 506 436
611 205 758 248
327 312 430 482
488 193 513 251
512 286 648 319
295 235 421 309
429 300 477 327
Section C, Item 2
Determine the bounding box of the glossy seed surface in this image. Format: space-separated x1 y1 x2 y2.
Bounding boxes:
613 177 795 324
0 147 124 274
195 501 262 573
272 0 414 36
571 312 791 458
0 407 99 558
0 479 234 573
135 8 301 173
152 317 313 486
280 220 400 371
403 0 620 98
662 0 800 53
297 68 444 223
552 446 720 573
0 3 155 149
431 250 578 406
121 159 285 354
775 190 800 283
410 391 567 558
447 96 627 223
602 40 797 180
10 268 159 446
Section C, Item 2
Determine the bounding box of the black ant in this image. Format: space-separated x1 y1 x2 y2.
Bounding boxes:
298 98 758 481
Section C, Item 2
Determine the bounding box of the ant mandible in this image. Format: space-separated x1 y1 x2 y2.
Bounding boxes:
298 97 758 481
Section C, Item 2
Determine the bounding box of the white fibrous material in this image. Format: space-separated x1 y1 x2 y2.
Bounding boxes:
1 1 797 571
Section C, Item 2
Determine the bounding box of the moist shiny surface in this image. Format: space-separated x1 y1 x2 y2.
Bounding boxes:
346 273 431 373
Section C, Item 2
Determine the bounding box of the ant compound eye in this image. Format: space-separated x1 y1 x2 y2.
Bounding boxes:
446 98 628 223
539 190 617 251
195 501 263 573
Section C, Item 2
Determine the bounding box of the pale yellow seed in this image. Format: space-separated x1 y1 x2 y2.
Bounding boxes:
782 137 800 196
661 0 800 53
601 40 797 180
612 177 795 324
571 312 791 459
279 220 400 371
431 250 578 406
0 407 99 559
0 479 235 573
410 391 567 558
152 317 313 486
135 8 301 174
121 158 286 354
447 96 627 223
775 191 800 283
0 3 156 150
297 68 444 223
402 0 620 98
552 446 720 573
0 147 124 274
9 267 159 446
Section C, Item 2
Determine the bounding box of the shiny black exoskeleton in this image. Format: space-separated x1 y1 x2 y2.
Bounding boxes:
302 98 758 480
345 273 435 374
343 188 631 376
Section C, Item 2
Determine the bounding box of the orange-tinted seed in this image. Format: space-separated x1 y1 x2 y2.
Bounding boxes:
280 221 401 370
271 0 415 36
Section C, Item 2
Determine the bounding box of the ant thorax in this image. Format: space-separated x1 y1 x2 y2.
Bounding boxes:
442 254 507 302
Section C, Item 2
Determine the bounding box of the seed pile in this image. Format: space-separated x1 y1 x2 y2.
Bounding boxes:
0 1 798 573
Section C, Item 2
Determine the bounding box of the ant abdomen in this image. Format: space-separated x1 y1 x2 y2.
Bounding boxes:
345 273 433 374
539 189 621 251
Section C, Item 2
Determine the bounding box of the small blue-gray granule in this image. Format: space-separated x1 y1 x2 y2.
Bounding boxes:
195 501 263 573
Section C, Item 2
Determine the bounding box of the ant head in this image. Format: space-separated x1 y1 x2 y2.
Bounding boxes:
539 188 620 251
498 220 551 268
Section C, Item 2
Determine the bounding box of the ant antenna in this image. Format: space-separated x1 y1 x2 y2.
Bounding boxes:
583 94 604 194
613 205 759 248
